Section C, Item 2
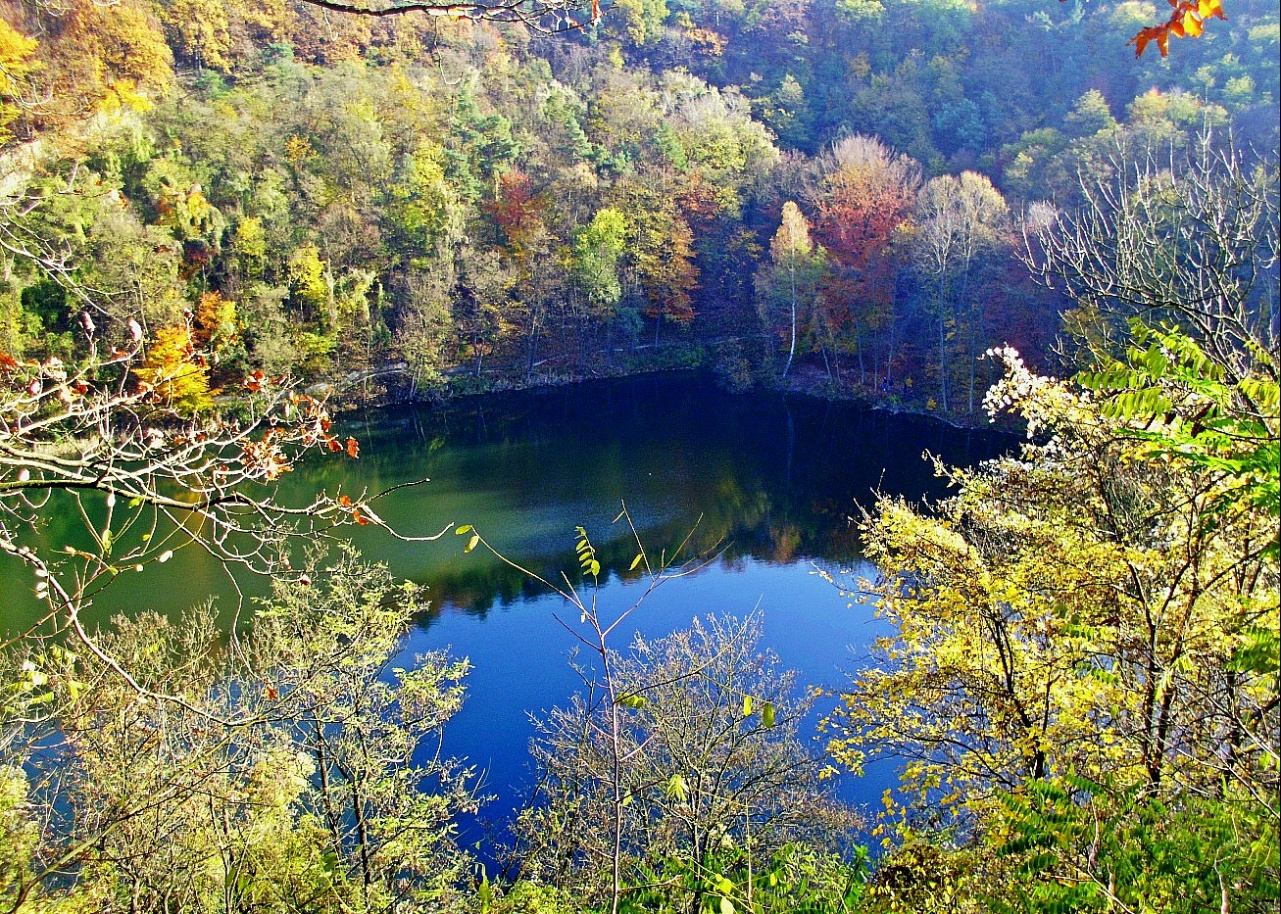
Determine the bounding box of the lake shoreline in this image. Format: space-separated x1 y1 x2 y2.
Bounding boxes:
322 350 1019 435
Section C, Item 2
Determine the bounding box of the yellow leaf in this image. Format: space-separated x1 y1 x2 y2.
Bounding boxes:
1199 0 1224 20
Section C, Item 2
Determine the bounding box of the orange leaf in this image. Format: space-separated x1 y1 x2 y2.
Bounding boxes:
327 438 342 452
1199 0 1224 20
346 437 359 458
1182 10 1203 36
353 511 369 526
339 494 352 507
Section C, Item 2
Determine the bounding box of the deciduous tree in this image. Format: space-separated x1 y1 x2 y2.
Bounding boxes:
827 138 1279 910
135 322 214 414
0 19 36 147
516 614 857 913
912 171 1010 412
1024 138 1279 391
755 200 825 378
0 552 478 911
812 135 919 385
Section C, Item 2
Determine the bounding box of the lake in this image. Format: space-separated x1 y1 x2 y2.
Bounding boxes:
0 371 1011 854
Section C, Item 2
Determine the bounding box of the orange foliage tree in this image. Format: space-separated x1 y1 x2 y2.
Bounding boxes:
9 0 174 134
636 213 698 345
813 136 920 385
614 179 699 346
489 170 547 257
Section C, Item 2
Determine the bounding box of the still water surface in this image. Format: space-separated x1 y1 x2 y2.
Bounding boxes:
1 372 1010 845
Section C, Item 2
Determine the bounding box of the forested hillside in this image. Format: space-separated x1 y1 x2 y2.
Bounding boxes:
0 1 1277 911
2 0 1276 411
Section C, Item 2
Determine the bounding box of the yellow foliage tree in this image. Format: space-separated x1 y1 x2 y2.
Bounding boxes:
288 244 332 325
136 324 213 414
0 19 37 147
56 0 174 118
157 0 235 72
827 347 1278 906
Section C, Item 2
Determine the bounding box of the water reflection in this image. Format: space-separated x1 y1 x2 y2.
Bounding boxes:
0 372 1008 633
331 372 1008 621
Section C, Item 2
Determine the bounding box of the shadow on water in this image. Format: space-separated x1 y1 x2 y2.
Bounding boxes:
329 371 1011 624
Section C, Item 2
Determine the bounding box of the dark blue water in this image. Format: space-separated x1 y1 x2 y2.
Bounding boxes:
414 551 902 863
337 373 1011 860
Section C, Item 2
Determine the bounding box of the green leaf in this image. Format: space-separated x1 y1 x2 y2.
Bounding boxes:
464 535 480 553
743 694 752 716
477 867 492 910
666 773 688 802
629 553 643 571
762 702 776 728
456 524 473 536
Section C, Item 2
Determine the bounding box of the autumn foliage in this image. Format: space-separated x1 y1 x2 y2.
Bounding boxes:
814 137 919 343
489 170 547 255
135 324 213 414
1129 0 1227 57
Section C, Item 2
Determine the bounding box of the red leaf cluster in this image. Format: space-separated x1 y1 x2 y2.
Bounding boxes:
1129 0 1225 57
489 171 547 252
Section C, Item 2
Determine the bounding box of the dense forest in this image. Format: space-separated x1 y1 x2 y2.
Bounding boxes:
0 0 1276 410
0 0 1277 911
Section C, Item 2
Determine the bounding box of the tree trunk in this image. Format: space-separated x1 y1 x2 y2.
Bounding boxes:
785 261 797 377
